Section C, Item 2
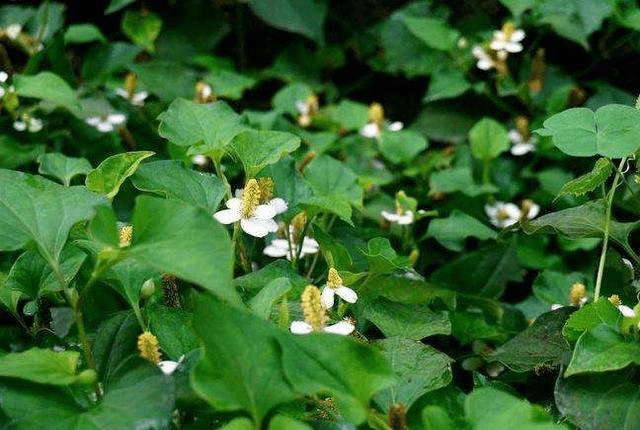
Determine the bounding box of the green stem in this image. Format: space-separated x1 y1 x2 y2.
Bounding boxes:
213 158 232 200
594 157 627 301
482 160 490 186
232 223 251 273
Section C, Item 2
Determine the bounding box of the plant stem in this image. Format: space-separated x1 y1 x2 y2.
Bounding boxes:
594 157 627 301
213 158 232 200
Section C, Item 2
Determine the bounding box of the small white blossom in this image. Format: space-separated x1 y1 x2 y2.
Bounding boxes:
191 154 208 167
619 305 636 318
508 129 537 155
472 46 495 71
85 113 126 132
213 179 287 238
320 268 358 309
490 24 525 54
13 116 43 133
359 121 404 139
263 230 319 260
485 201 537 228
381 210 414 225
290 319 355 336
0 71 7 83
158 360 180 375
115 87 148 106
5 24 21 40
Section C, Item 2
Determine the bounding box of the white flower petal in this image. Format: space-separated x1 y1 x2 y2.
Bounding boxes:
28 118 43 133
263 240 290 258
290 321 313 334
107 113 126 125
158 360 179 375
253 204 277 220
192 154 208 166
300 237 319 254
241 217 274 237
268 198 288 215
321 287 335 308
619 305 636 317
0 71 8 82
360 122 380 138
512 29 526 42
396 211 414 225
551 304 564 310
5 24 21 40
335 286 358 304
0 87 4 98
508 129 523 144
526 203 540 220
477 58 494 70
323 320 355 335
388 121 403 132
115 88 129 98
96 121 114 133
510 142 535 156
505 42 523 53
132 91 148 105
381 210 399 222
85 117 101 126
225 197 242 210
296 100 309 115
13 121 26 131
214 208 241 224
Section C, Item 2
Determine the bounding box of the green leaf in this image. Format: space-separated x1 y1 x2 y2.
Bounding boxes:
7 245 86 299
499 0 536 16
248 277 292 320
469 118 510 161
424 68 471 103
374 337 453 411
121 9 162 52
363 238 410 274
192 295 394 426
269 416 313 430
105 0 137 14
229 130 301 177
363 298 451 340
537 105 640 157
130 160 225 216
38 153 92 186
427 210 497 251
431 242 522 298
562 299 620 342
85 151 154 199
429 167 498 197
536 0 614 48
0 348 83 386
234 260 308 291
219 417 255 430
127 196 239 304
272 82 314 116
565 325 640 376
557 157 613 198
421 405 456 430
532 270 590 308
0 363 175 430
0 135 45 169
14 72 79 111
204 68 256 100
81 42 141 83
102 258 159 307
0 169 105 267
328 100 369 131
157 99 245 154
523 200 640 257
132 60 198 102
63 24 106 44
402 16 460 51
555 371 640 430
466 387 569 430
378 129 428 164
244 0 327 43
147 304 200 361
487 308 573 372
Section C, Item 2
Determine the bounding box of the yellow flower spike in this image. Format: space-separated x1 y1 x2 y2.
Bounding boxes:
306 94 319 115
119 225 133 248
137 331 161 365
291 212 307 236
301 285 329 331
240 179 261 219
515 115 530 141
327 268 343 290
569 283 587 307
368 102 385 125
608 295 621 306
528 48 545 92
297 151 316 172
124 72 137 96
388 403 407 430
257 177 274 204
501 22 515 40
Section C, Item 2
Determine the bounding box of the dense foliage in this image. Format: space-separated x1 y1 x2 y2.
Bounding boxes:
2 0 640 429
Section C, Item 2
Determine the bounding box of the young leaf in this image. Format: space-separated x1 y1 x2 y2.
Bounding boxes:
13 72 79 111
121 10 162 52
85 151 154 199
0 348 82 386
229 130 301 177
363 298 451 340
562 299 620 342
469 118 510 162
147 304 200 361
38 153 92 186
378 129 428 164
244 0 327 43
427 210 497 251
64 24 107 44
557 157 613 198
537 105 640 157
402 16 460 51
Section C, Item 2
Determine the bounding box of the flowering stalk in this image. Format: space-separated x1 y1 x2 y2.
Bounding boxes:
594 157 627 301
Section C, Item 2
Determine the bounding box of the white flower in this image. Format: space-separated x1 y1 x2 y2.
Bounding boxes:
619 305 636 318
485 202 522 228
263 229 319 260
320 268 358 309
5 24 21 40
13 116 43 133
490 24 525 54
508 129 537 155
158 360 180 375
191 154 208 167
290 319 355 335
381 209 414 225
213 178 287 238
359 121 404 139
85 113 126 132
115 87 148 106
0 71 7 83
388 121 404 132
472 46 495 71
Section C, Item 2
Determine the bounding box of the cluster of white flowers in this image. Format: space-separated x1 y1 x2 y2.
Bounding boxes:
263 226 319 260
508 129 537 156
115 87 148 106
381 209 413 225
214 178 287 237
472 22 525 72
85 113 126 133
485 199 539 228
13 114 43 133
360 102 403 139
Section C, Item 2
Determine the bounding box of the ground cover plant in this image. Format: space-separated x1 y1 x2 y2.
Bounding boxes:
2 0 640 429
